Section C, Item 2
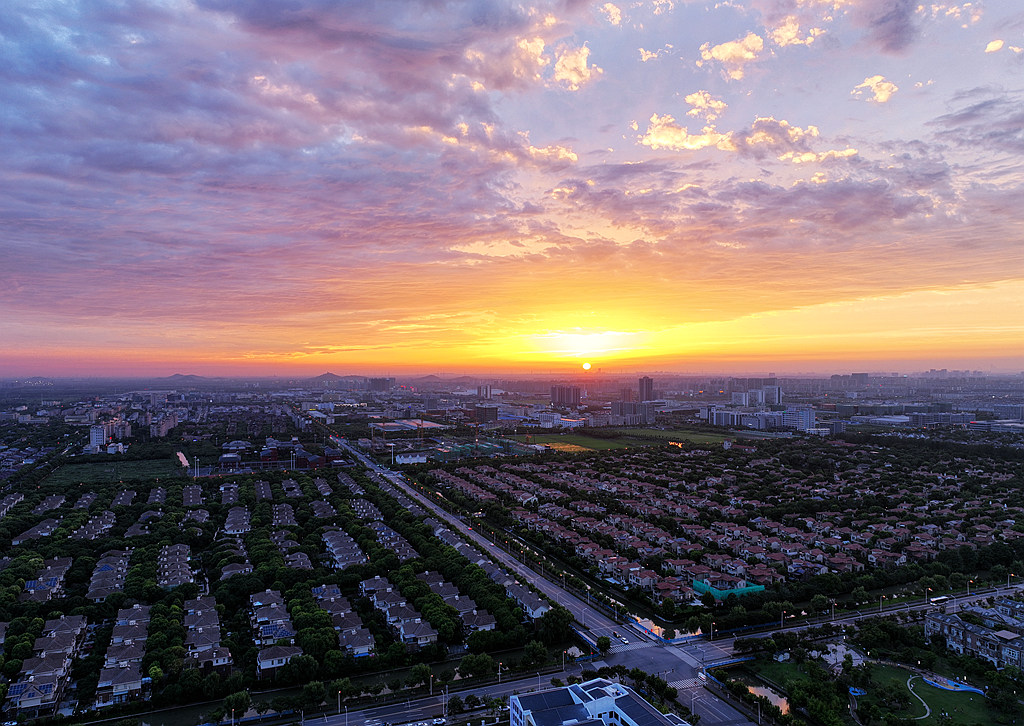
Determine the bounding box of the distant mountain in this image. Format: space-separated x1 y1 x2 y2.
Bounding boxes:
312 372 346 381
411 375 442 383
160 373 207 382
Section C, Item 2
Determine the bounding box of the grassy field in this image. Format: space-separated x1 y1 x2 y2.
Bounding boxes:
854 665 988 726
618 428 732 445
735 660 993 726
43 458 186 486
512 433 630 450
509 428 731 451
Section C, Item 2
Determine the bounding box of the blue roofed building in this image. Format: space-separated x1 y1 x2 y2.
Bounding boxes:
510 678 692 726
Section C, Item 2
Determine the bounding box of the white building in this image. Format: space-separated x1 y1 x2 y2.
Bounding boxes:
510 678 691 726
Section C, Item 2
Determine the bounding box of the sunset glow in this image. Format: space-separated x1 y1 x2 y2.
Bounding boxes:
2 1 1023 376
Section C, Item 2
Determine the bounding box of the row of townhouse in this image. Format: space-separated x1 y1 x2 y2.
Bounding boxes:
72 510 117 540
4 615 87 716
270 529 314 570
251 590 303 680
95 605 151 709
157 544 193 588
185 596 233 674
312 585 375 656
418 570 497 634
87 549 132 602
323 528 368 569
925 600 1024 669
366 521 418 561
360 577 439 648
22 557 73 603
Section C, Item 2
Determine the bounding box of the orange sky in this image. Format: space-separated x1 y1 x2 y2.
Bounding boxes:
2 1 1023 377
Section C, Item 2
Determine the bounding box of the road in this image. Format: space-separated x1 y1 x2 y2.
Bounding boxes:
336 440 755 726
334 440 1024 726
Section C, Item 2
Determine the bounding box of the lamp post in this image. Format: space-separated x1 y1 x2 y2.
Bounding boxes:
968 579 973 597
430 674 434 696
337 691 340 715
345 705 348 726
879 595 885 613
780 609 785 629
562 650 566 671
710 622 715 641
231 709 235 726
498 662 503 683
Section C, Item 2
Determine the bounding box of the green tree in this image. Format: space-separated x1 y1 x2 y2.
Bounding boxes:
523 640 547 666
302 681 327 710
596 636 611 654
410 663 432 688
224 690 252 716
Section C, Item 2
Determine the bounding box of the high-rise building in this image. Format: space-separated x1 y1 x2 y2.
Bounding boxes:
638 376 654 402
762 385 783 406
477 384 492 400
89 424 108 453
782 407 815 431
368 377 395 392
550 385 581 408
474 405 499 423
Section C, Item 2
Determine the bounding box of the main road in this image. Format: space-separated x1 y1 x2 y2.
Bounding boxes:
335 439 754 726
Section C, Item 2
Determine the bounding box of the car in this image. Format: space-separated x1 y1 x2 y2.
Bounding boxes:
620 636 629 644
433 719 447 725
612 631 618 637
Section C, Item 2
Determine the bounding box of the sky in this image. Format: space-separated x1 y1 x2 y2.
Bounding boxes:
2 0 1024 377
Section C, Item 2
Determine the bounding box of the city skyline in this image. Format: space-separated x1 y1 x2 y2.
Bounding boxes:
2 0 1023 377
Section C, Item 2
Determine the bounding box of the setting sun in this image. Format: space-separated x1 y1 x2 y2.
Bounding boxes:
582 362 591 370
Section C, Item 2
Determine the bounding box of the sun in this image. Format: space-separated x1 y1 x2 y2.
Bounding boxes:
582 362 592 370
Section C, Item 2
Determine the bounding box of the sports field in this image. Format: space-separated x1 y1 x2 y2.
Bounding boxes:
510 428 731 451
42 458 186 486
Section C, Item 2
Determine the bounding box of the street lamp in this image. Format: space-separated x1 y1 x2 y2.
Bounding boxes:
498 662 503 683
780 609 785 629
430 674 434 696
337 691 341 715
879 595 885 613
231 708 235 726
968 579 973 597
710 622 715 641
562 650 566 671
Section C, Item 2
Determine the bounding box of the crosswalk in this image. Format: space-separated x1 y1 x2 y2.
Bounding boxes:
610 639 659 653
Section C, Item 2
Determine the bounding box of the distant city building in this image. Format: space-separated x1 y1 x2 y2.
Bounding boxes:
550 385 581 408
368 377 395 392
477 384 492 400
762 385 783 405
638 376 654 402
993 404 1024 420
611 401 655 425
782 407 815 431
90 425 108 453
474 405 499 423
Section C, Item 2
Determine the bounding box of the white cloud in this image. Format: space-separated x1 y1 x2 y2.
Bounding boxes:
639 45 673 62
985 39 1004 53
769 15 825 47
553 44 603 91
852 75 899 103
698 33 765 80
639 113 734 151
684 90 728 122
600 3 622 25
